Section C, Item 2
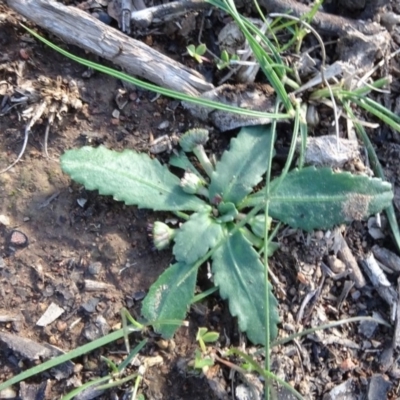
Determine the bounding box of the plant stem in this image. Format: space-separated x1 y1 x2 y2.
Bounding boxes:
173 210 190 220
132 375 142 400
349 97 400 133
193 146 214 178
271 316 390 347
282 75 300 90
235 212 247 221
210 0 293 113
197 186 210 198
240 227 264 248
298 103 308 169
228 348 306 400
263 101 280 400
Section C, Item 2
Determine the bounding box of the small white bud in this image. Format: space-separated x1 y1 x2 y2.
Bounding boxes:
148 222 175 250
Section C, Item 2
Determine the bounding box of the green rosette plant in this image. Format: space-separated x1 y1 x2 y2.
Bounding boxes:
60 125 393 345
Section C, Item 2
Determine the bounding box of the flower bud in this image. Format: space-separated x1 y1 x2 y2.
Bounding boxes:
249 214 271 238
179 129 209 152
180 172 206 194
148 222 175 250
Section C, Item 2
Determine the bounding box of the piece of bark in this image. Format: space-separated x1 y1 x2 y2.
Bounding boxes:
362 253 391 287
183 83 276 131
337 280 354 311
393 276 400 348
361 253 398 321
367 374 392 400
372 245 400 273
20 381 50 400
84 279 115 292
0 332 74 379
322 379 360 400
337 234 367 288
129 0 210 28
7 0 214 96
323 0 389 20
336 29 390 73
379 345 394 372
261 0 383 37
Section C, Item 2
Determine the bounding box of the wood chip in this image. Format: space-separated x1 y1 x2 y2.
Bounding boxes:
7 0 213 95
372 245 400 273
361 253 397 321
84 279 115 292
336 231 366 288
393 276 400 349
36 302 65 327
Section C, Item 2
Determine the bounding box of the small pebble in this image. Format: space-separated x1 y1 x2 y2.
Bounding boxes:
133 291 146 301
48 335 57 345
56 320 67 332
43 285 55 297
359 319 378 339
88 262 102 275
19 48 30 60
371 340 381 348
0 387 17 398
82 298 100 313
77 198 87 208
92 9 112 25
8 230 28 248
74 364 83 373
157 120 170 130
363 340 372 349
156 339 169 350
0 215 10 226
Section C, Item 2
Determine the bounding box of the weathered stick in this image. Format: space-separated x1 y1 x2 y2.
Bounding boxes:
260 0 382 37
129 0 210 28
7 0 214 96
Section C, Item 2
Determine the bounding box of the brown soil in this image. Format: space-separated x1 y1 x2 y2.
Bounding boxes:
0 4 222 398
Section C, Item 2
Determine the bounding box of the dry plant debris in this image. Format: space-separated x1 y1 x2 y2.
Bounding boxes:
0 62 82 172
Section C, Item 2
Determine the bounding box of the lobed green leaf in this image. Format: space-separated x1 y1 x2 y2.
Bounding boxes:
212 228 279 345
61 146 207 212
245 167 393 231
173 211 225 264
142 263 198 338
169 151 203 178
209 125 274 205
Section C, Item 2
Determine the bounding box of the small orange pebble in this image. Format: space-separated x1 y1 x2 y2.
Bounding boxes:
19 48 30 60
297 271 309 285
